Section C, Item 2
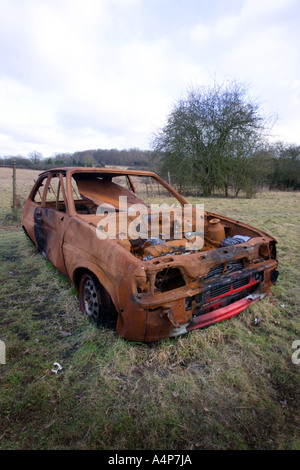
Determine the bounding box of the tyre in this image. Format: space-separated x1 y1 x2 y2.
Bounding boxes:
79 272 117 328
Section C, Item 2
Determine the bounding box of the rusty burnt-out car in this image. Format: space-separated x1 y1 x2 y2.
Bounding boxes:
22 167 278 342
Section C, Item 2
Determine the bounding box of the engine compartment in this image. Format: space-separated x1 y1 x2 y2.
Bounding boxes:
114 211 260 262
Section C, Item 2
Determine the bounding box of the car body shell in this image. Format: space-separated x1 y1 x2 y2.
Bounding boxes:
22 167 279 342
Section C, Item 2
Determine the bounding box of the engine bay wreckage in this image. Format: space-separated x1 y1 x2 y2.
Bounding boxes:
22 168 279 342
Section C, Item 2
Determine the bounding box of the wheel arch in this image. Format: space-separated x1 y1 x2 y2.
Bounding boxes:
73 266 119 315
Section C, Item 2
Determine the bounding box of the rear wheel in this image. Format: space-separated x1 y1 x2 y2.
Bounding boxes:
79 272 117 328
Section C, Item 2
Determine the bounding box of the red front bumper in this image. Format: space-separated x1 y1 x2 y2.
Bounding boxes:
170 293 264 337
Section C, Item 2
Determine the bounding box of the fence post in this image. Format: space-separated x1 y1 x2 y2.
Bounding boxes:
12 159 17 217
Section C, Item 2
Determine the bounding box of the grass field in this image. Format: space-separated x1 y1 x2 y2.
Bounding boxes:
0 167 299 450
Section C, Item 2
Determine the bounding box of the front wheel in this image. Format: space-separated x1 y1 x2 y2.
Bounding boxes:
79 272 117 328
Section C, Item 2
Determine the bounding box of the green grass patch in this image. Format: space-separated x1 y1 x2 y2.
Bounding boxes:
0 191 299 449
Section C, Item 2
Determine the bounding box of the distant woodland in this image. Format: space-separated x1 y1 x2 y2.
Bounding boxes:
1 142 299 197
0 148 153 171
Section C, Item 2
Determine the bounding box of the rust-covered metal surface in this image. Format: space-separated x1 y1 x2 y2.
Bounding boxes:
22 167 279 342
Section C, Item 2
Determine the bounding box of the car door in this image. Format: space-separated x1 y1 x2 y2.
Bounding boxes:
34 172 69 275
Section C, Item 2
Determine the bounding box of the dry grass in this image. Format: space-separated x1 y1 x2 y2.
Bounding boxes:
0 168 299 450
0 167 41 220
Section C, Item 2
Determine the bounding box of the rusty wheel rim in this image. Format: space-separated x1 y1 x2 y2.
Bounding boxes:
83 276 100 322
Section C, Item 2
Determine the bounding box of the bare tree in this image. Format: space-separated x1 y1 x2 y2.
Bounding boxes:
152 81 268 196
28 151 43 167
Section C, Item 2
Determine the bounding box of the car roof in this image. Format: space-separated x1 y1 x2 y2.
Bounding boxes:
36 166 188 206
38 167 158 177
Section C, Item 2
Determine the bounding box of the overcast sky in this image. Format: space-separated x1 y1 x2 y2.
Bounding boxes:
0 0 299 158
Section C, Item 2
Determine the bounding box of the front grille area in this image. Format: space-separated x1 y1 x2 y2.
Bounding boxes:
186 271 259 312
205 264 224 279
204 259 244 280
209 283 231 298
232 276 249 290
209 276 249 299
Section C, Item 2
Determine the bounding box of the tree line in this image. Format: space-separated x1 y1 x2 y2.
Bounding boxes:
0 148 153 171
158 142 300 197
1 141 299 197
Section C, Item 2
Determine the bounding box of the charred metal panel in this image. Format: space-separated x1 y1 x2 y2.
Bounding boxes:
33 207 67 274
34 207 48 256
75 177 144 208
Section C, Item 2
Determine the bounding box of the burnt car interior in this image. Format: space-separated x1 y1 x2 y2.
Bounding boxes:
72 173 146 213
